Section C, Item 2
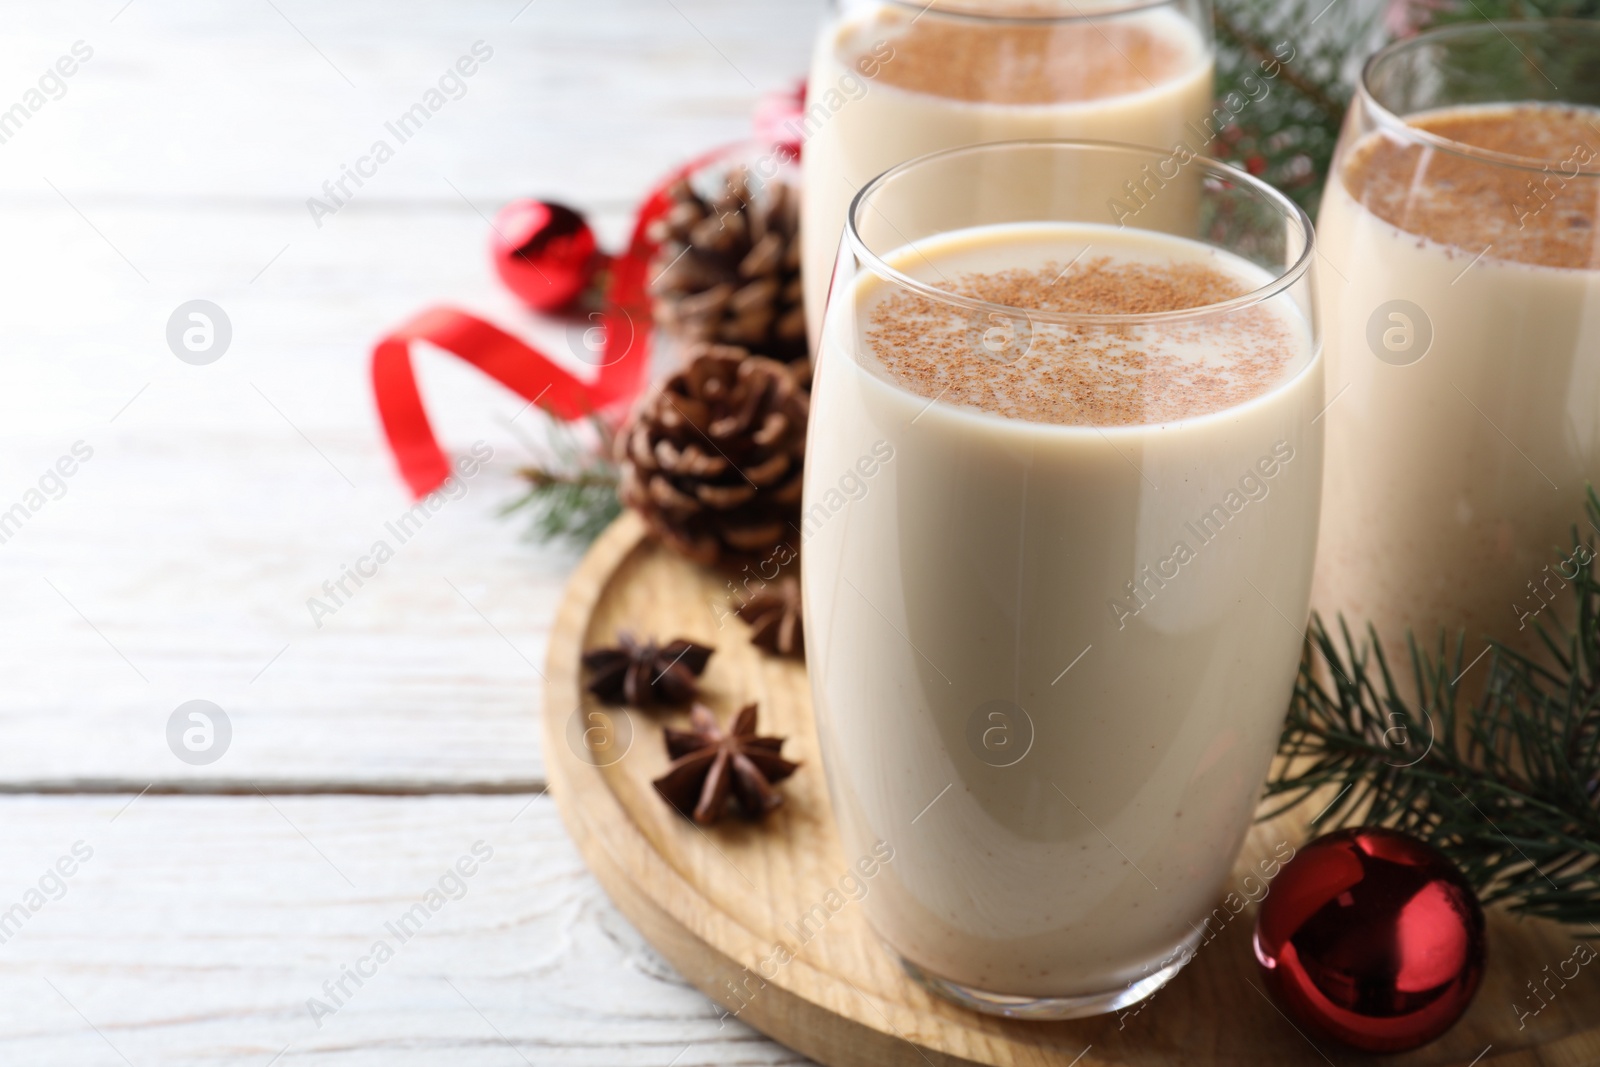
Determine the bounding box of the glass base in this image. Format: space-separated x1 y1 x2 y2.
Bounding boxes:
896 926 1205 1021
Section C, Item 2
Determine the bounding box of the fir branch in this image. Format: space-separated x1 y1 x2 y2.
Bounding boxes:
1210 0 1600 216
1214 5 1347 128
1269 489 1600 931
1426 0 1600 25
501 414 621 546
1211 0 1382 214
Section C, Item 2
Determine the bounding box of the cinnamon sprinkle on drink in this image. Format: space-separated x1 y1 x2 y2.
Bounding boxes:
1340 103 1600 270
864 253 1299 427
842 5 1197 106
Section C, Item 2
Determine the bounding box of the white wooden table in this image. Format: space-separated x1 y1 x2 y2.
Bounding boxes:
0 2 823 1061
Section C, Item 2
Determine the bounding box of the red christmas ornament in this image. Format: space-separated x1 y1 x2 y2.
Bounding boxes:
490 199 600 313
1254 826 1486 1053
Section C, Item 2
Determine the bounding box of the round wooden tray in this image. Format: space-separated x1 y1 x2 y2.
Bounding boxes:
543 514 1600 1067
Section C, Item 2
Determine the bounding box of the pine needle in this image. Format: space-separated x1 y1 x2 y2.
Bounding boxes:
1270 488 1600 932
501 414 621 546
1212 0 1384 216
1212 0 1600 218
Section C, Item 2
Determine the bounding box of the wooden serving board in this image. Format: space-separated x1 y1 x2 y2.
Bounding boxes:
543 514 1600 1067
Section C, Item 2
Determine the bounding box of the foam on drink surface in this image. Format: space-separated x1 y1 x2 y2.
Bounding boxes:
837 3 1202 105
1341 102 1600 269
857 223 1306 427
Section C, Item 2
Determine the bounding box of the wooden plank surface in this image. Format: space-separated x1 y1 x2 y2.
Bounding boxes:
0 0 824 787
0 2 830 1063
0 794 813 1065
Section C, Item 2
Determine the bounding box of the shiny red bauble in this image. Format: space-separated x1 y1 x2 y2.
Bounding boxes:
1254 826 1486 1053
490 199 599 313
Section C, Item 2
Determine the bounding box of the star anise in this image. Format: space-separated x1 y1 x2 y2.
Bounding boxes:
734 576 803 658
652 703 799 824
582 634 712 708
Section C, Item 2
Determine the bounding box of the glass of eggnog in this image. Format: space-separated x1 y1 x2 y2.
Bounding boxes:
801 139 1323 1018
800 0 1217 345
1313 20 1600 675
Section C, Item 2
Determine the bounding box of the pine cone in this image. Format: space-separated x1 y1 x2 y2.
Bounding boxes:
617 343 807 566
647 165 806 366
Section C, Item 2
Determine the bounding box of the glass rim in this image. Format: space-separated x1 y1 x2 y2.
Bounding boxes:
843 138 1316 327
873 0 1191 26
1357 18 1600 177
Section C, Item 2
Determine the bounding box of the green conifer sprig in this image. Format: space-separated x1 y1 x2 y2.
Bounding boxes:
1211 0 1381 215
502 413 621 546
1268 489 1600 931
1211 0 1600 217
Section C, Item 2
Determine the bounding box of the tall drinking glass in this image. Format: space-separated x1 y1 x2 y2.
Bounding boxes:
1313 20 1600 670
800 0 1216 344
801 140 1324 1018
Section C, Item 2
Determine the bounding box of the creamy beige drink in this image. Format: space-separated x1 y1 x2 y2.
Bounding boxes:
803 221 1322 1000
800 1 1215 342
1314 103 1600 664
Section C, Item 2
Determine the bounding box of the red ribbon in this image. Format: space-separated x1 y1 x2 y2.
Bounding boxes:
371 80 805 500
370 148 709 499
